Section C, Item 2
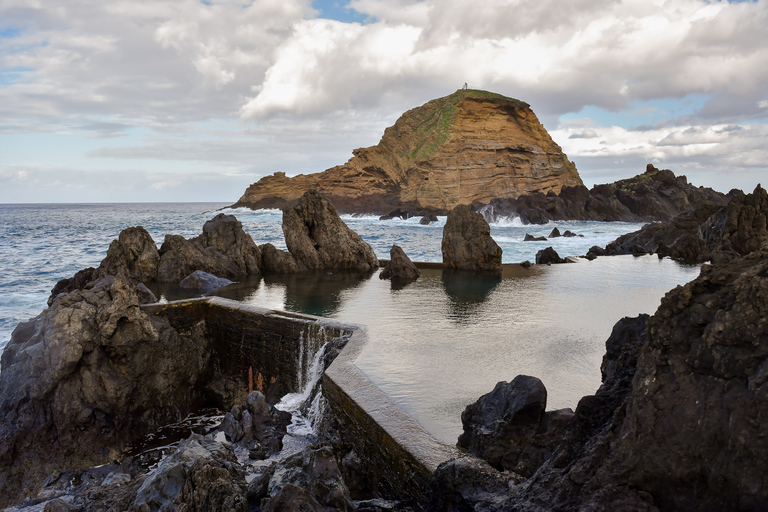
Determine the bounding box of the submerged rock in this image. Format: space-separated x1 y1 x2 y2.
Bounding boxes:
442 205 502 272
180 270 234 290
524 233 547 242
419 214 438 225
379 245 420 282
283 190 379 272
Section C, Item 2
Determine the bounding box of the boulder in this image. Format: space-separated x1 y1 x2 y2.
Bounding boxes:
524 233 547 242
430 456 522 512
0 275 212 506
99 226 160 283
259 243 300 274
562 230 581 237
179 270 234 290
157 214 261 282
282 190 379 272
261 483 324 512
535 246 566 264
132 434 247 511
419 214 438 225
441 205 502 272
136 282 157 303
379 245 421 282
457 375 573 477
548 227 562 238
220 391 291 460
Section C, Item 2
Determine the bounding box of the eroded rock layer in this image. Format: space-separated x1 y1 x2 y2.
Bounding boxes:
234 90 583 214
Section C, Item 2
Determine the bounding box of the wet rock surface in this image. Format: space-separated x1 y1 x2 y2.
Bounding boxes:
283 190 379 272
259 242 300 274
221 391 291 460
179 270 234 290
379 245 421 282
442 204 502 271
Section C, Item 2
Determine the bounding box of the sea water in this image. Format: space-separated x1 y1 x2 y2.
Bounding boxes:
0 203 699 443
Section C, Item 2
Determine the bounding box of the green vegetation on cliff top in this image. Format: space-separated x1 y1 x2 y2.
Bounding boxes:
401 89 526 162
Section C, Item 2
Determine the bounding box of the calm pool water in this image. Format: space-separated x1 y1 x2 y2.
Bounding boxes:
218 255 700 444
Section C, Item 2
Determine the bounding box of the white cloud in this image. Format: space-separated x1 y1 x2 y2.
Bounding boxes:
1 0 767 201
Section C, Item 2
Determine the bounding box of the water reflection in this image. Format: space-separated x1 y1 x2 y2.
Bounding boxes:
262 271 374 317
441 270 502 322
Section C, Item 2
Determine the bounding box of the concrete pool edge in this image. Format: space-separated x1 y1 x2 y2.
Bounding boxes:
142 295 462 507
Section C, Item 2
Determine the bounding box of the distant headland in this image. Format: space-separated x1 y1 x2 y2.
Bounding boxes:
232 89 583 215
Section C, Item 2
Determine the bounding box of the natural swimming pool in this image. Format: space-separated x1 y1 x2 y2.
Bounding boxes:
207 255 700 444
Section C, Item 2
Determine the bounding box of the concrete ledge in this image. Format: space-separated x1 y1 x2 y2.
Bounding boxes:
324 325 461 508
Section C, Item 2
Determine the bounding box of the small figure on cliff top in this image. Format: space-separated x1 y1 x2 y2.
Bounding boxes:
463 82 468 90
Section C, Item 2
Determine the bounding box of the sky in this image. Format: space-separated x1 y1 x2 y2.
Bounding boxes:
0 0 766 203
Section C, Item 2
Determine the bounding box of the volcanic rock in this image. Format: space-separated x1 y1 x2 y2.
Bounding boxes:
709 184 768 263
457 375 573 477
419 214 438 225
282 190 379 272
548 227 562 238
221 391 291 460
234 89 582 215
524 233 547 241
379 245 421 282
157 214 261 282
259 242 300 274
442 205 502 272
491 164 728 224
535 246 566 264
430 456 522 511
180 270 234 290
0 275 211 506
99 226 160 283
135 282 157 303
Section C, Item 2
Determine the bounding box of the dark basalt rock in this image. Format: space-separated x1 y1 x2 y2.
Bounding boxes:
157 214 261 282
252 445 355 512
548 227 562 238
100 226 160 283
179 270 234 290
259 242 300 274
379 245 420 282
442 204 502 272
535 246 566 264
283 190 379 272
136 282 157 303
490 164 728 225
709 184 768 263
419 213 438 225
221 391 291 460
457 375 573 477
0 275 212 506
562 230 581 237
524 233 547 241
430 456 523 512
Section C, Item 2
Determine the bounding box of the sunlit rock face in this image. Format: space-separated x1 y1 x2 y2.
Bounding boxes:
234 89 583 215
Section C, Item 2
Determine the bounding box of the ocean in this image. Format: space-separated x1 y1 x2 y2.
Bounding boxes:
0 203 700 442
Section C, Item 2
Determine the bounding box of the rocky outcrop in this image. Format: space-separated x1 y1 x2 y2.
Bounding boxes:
490 164 729 224
234 89 582 215
379 245 420 282
157 214 261 282
535 246 566 264
457 375 574 478
592 184 766 265
524 233 546 241
259 243 300 274
221 391 291 460
442 204 502 272
283 190 379 272
99 226 160 282
0 275 211 506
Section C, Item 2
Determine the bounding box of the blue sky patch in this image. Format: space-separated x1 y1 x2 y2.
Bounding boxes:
560 95 711 130
312 0 367 23
0 67 33 86
0 27 21 39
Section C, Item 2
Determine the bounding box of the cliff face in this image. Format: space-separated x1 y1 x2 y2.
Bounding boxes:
234 90 583 214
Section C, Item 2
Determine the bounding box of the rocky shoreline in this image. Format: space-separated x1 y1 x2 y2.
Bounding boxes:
1 185 767 510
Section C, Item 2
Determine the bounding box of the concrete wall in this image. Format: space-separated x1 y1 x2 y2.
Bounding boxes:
143 296 461 509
